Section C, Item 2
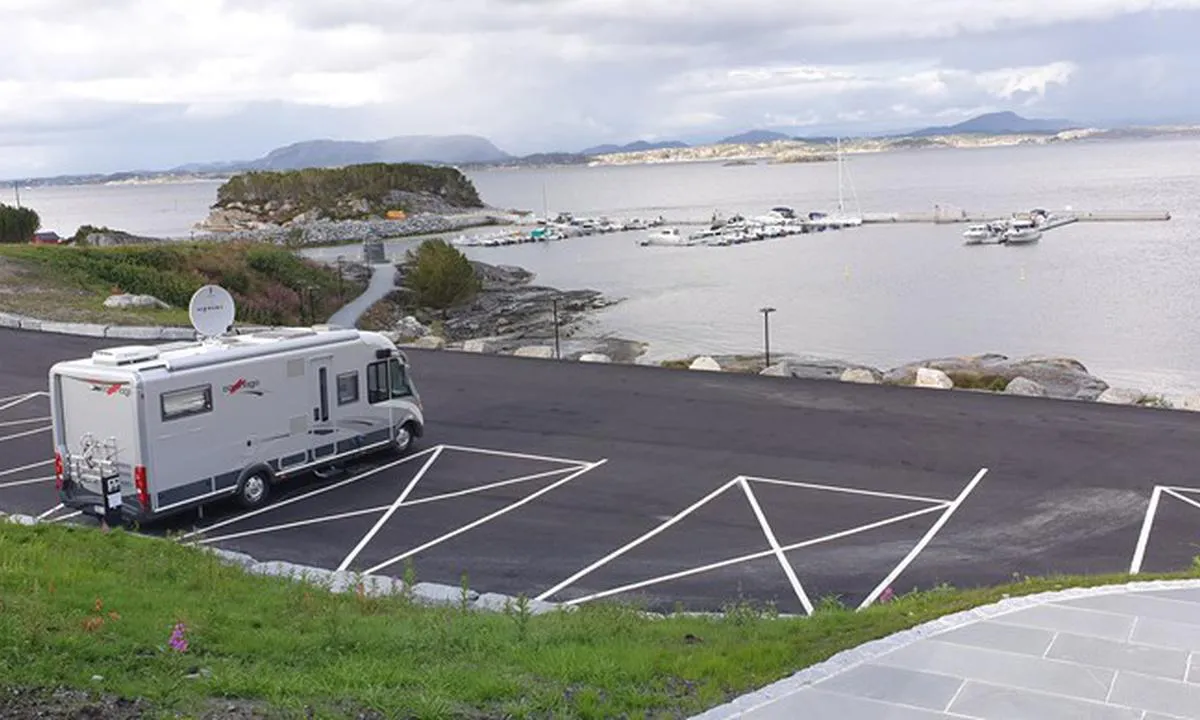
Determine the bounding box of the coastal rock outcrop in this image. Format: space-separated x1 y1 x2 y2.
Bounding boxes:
1004 377 1047 397
883 354 1109 400
1097 387 1146 405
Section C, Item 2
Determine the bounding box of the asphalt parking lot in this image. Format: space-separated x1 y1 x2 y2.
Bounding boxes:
3 327 1200 614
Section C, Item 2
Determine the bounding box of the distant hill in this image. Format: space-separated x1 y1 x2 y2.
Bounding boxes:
173 134 512 173
718 129 791 144
909 111 1077 137
579 140 690 156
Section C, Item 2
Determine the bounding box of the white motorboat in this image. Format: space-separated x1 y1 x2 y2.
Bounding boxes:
638 227 690 246
963 223 1005 245
1003 223 1042 245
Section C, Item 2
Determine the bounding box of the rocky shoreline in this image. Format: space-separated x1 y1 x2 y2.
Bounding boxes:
358 262 1199 411
366 260 648 363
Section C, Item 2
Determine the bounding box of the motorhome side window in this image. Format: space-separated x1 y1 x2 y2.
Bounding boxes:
161 385 213 421
337 371 360 405
389 358 414 398
366 361 389 404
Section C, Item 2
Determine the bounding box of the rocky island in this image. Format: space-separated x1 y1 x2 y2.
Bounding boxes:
192 162 520 246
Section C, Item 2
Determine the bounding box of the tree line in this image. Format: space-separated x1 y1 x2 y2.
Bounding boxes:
0 203 40 244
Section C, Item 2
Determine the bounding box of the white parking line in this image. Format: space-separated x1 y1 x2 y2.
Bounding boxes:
1131 486 1166 575
744 476 951 505
857 467 988 610
0 393 38 412
198 505 393 545
0 459 53 478
336 446 445 571
534 477 744 602
557 503 950 606
1165 487 1200 512
0 425 50 443
0 475 55 490
0 416 49 429
36 504 64 520
361 459 608 576
440 444 597 467
198 465 587 546
178 444 442 542
741 477 814 615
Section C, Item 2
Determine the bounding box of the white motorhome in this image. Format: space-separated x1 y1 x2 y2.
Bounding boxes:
49 288 425 525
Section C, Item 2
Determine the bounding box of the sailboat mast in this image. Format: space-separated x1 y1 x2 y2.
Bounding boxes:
836 138 844 213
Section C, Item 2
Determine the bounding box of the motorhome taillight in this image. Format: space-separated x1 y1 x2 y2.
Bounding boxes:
134 466 149 509
54 452 64 490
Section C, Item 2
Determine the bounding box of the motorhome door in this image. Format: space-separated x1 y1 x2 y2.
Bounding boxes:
309 355 336 460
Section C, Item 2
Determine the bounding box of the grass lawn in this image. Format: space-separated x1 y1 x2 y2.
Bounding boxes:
2 522 1198 719
0 242 366 328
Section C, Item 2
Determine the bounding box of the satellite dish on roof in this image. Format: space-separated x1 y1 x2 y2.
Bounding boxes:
189 285 236 340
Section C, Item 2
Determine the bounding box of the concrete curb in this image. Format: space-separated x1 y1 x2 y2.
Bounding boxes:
688 577 1200 719
0 510 564 616
0 311 199 341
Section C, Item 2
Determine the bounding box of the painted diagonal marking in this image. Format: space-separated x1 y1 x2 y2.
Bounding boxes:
336 446 445 571
0 459 53 478
198 505 393 545
745 476 951 505
741 478 814 615
0 416 50 429
1131 486 1166 575
1165 488 1200 512
178 444 442 543
0 393 39 412
559 503 950 606
0 475 55 490
535 477 744 602
362 459 607 577
439 444 595 467
0 426 50 443
857 467 988 610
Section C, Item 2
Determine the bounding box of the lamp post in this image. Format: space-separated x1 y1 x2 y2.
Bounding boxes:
552 295 561 360
760 306 776 369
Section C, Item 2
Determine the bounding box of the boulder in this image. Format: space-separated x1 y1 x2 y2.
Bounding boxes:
840 367 881 384
578 353 611 363
406 336 445 350
393 316 429 339
915 367 954 389
689 356 722 372
760 361 793 377
1005 377 1047 397
514 345 554 359
1097 387 1146 406
103 293 170 310
1177 396 1200 412
462 337 501 353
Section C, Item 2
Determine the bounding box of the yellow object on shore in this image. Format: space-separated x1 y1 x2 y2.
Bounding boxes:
386 210 407 220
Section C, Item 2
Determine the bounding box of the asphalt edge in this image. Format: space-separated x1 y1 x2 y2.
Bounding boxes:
687 577 1200 719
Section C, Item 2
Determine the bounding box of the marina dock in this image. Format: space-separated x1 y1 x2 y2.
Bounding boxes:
864 209 1172 225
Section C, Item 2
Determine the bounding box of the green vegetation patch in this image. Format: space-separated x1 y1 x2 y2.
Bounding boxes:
215 163 484 223
0 203 41 244
3 522 1198 719
0 242 362 327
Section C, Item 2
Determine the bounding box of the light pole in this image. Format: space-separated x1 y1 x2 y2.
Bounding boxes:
552 295 561 360
760 306 776 369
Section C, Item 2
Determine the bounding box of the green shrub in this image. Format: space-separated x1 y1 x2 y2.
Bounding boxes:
0 203 40 244
402 238 481 310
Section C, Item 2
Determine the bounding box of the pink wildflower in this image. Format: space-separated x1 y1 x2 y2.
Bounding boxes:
879 587 895 604
168 622 189 653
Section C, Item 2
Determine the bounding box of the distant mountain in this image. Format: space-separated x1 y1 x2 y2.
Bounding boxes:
172 134 512 173
718 129 791 144
909 111 1077 137
579 139 690 156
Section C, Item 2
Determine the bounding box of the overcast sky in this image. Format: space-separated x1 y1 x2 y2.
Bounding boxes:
1 0 1197 178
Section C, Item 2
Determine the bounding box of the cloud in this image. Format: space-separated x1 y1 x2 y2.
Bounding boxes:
0 0 1197 176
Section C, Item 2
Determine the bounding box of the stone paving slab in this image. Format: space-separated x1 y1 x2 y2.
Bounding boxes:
691 580 1200 720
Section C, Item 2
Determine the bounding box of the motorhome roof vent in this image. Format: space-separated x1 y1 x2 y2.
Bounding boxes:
92 345 162 366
